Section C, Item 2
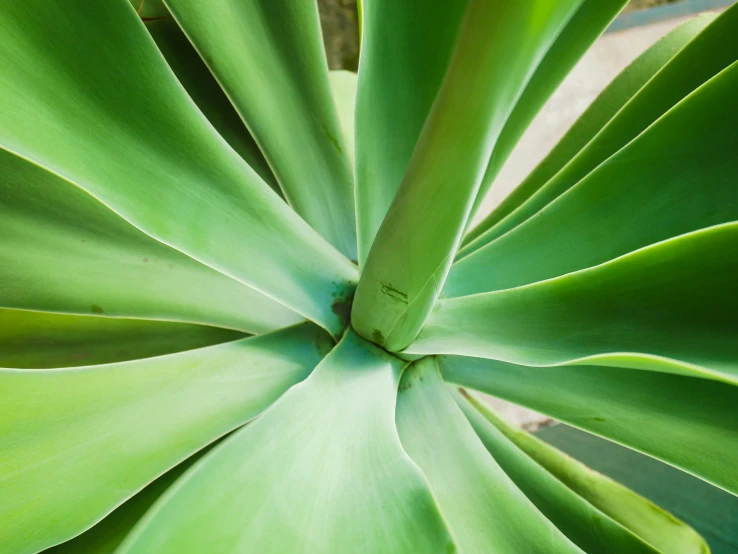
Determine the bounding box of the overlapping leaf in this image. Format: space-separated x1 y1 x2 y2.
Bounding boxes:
441 355 738 497
467 0 628 225
0 308 242 369
44 447 213 554
453 389 708 554
410 223 738 385
0 0 357 335
462 14 714 250
163 0 357 258
142 14 280 194
118 331 455 554
450 7 738 289
354 0 469 263
0 149 300 334
396 358 584 553
353 0 585 351
0 324 330 554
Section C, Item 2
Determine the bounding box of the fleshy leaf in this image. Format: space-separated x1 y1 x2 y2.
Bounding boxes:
0 0 357 335
354 0 469 264
467 0 629 225
352 0 584 351
118 331 456 554
0 324 330 554
328 70 358 168
0 148 301 334
142 15 280 194
396 358 583 553
440 355 738 496
0 308 243 369
410 223 738 385
44 446 214 554
462 13 714 250
453 388 708 554
164 0 357 258
450 7 738 288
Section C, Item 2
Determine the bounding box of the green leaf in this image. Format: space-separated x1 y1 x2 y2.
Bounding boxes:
410 223 738 385
0 324 330 554
462 13 713 250
447 51 738 297
453 389 708 554
0 308 243 369
0 0 357 336
164 0 357 259
354 0 469 264
466 0 629 226
0 148 300 334
142 16 280 195
118 331 456 554
44 446 213 554
396 358 583 554
328 70 358 168
440 355 738 497
353 0 584 351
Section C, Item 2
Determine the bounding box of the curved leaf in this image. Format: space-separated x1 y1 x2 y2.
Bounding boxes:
0 308 243 369
462 13 714 250
440 355 738 497
396 358 583 554
0 324 330 554
411 223 738 385
0 0 357 335
142 16 280 194
164 0 357 258
353 0 584 351
118 331 455 554
0 148 301 334
446 54 738 296
467 0 628 225
354 0 468 264
44 446 214 554
328 70 358 168
453 388 708 554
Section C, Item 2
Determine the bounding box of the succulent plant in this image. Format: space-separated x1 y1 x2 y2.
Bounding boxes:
1 0 737 552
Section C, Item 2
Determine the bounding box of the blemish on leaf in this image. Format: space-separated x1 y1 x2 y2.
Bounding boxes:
143 257 149 263
91 304 104 314
590 417 605 423
380 281 408 304
372 329 384 344
322 123 342 154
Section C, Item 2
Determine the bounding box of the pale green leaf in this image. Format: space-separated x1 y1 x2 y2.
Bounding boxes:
0 148 301 334
328 70 357 168
462 13 714 250
354 0 469 264
118 331 455 554
453 389 708 554
44 446 213 554
0 0 357 336
440 355 738 496
0 308 243 369
353 0 584 351
143 16 280 194
467 0 629 226
0 324 330 554
410 223 738 385
396 358 583 554
447 53 738 296
164 0 357 259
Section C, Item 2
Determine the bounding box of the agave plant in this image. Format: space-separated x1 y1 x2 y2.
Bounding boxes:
2 0 738 552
